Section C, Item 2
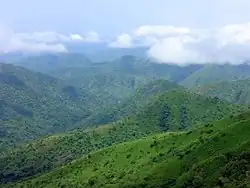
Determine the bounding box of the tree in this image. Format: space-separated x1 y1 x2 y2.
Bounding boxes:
159 104 170 132
180 105 188 129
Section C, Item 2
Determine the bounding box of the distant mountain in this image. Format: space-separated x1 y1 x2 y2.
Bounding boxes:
3 110 250 188
195 77 250 105
0 63 102 149
13 53 92 73
0 52 28 63
180 63 250 88
64 42 149 62
9 53 203 85
0 86 244 184
48 55 202 103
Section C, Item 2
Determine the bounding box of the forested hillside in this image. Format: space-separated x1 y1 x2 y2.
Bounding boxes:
84 79 183 126
195 77 250 105
0 63 103 149
181 63 250 88
2 1 250 187
47 55 203 103
0 87 244 184
3 111 250 188
2 55 250 188
0 61 201 150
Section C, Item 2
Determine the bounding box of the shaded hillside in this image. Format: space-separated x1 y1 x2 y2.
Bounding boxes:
0 63 101 149
3 111 250 188
84 79 183 126
0 89 244 184
181 63 250 88
195 77 250 105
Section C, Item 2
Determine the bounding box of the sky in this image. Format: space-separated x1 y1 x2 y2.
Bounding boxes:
1 0 250 64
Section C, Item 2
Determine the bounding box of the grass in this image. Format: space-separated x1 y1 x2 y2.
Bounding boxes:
2 111 250 188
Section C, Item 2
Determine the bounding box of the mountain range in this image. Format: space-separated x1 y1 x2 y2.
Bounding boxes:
1 52 250 187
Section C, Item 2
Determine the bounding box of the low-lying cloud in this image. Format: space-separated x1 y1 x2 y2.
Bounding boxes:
112 23 250 65
0 25 101 53
2 22 250 64
109 33 133 48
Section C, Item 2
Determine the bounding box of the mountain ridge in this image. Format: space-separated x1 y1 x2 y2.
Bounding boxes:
3 111 250 188
0 85 244 184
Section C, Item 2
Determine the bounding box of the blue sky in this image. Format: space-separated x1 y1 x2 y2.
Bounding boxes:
1 0 250 34
1 0 250 64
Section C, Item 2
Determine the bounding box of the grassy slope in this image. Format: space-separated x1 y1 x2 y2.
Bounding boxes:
180 63 250 88
4 111 250 188
195 77 250 105
0 89 245 184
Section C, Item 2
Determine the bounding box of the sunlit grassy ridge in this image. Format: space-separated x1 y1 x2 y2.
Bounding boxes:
4 111 250 188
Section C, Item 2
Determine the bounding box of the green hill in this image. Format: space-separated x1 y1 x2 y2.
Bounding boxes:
195 77 250 105
0 89 244 184
181 63 250 88
3 111 250 188
0 61 200 150
0 63 103 149
84 79 183 126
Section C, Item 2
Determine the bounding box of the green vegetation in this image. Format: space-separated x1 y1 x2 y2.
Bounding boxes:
85 79 183 125
0 61 205 150
195 77 250 105
181 63 250 88
0 63 104 149
3 111 250 188
14 53 92 73
0 88 244 184
0 61 200 150
47 55 203 103
2 56 250 188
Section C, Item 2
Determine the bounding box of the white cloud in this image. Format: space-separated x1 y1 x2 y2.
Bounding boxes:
215 23 250 45
148 36 203 65
15 32 90 43
70 32 101 42
109 33 133 48
84 31 100 42
0 27 67 53
134 25 191 37
15 32 68 43
0 25 101 53
70 34 84 41
113 23 250 65
3 40 67 53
